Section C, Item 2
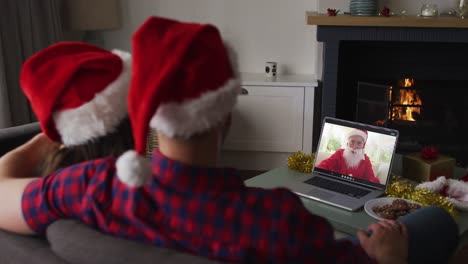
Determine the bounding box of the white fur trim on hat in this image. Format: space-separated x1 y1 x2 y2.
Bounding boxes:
53 49 131 146
116 150 152 187
416 176 468 211
347 129 368 142
445 179 468 211
416 176 447 192
150 78 240 138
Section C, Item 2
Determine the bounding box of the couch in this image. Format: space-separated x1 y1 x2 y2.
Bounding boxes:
0 123 222 264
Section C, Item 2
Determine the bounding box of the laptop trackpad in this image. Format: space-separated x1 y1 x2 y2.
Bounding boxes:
307 188 335 200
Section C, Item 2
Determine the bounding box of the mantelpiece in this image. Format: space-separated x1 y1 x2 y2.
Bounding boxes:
306 12 468 28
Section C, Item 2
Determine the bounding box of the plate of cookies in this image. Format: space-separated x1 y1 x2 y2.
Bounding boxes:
364 197 422 221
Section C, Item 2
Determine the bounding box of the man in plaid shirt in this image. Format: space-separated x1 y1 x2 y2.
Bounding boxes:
22 149 381 263
0 16 425 264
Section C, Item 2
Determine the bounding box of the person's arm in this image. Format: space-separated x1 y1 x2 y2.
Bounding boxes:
0 177 37 234
0 133 60 234
262 189 374 263
0 133 60 179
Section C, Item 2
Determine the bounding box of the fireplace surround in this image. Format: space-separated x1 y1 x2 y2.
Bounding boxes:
316 24 468 166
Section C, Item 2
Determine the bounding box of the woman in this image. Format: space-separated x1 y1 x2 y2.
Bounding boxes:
0 41 132 233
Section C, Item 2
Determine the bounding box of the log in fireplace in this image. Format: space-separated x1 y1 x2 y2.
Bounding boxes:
355 78 467 165
355 79 424 127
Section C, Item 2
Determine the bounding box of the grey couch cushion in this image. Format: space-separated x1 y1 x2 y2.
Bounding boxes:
0 122 40 156
47 220 223 264
0 229 67 264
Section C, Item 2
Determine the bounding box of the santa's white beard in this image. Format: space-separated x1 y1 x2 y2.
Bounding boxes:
343 147 365 168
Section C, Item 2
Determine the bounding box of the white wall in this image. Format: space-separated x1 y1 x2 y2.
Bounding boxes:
100 0 461 76
101 0 319 75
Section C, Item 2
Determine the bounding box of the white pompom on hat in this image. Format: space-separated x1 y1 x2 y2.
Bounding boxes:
116 16 241 187
20 42 131 145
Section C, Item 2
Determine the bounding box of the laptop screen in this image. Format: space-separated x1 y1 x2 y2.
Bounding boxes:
313 117 399 189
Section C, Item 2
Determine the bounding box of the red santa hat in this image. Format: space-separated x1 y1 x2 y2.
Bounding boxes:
115 16 240 187
416 176 468 211
347 129 368 144
20 42 131 145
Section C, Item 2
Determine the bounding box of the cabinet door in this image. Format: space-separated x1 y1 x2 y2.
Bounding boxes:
223 85 304 152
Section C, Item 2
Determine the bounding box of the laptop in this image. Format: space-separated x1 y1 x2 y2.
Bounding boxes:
287 117 399 211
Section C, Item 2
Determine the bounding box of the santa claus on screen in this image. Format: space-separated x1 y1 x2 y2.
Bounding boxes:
316 129 381 184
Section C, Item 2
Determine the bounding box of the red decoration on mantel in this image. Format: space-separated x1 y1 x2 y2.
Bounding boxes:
420 146 439 160
327 8 339 16
381 6 391 17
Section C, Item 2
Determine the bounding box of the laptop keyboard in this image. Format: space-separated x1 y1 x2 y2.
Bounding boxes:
305 177 371 198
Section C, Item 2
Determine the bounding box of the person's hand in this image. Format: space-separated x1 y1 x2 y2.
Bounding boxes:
357 220 408 264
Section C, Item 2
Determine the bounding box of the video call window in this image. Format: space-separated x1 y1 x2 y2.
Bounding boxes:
315 123 397 186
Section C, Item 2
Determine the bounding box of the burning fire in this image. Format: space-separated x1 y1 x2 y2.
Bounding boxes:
389 78 422 122
401 78 414 87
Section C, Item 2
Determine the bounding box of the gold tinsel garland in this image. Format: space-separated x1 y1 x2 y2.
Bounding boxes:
287 153 458 219
385 176 458 220
287 151 315 173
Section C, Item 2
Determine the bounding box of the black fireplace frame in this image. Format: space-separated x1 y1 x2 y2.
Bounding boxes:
318 25 468 122
315 25 468 165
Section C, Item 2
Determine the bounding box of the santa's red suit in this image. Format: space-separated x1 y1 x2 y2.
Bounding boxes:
316 149 380 184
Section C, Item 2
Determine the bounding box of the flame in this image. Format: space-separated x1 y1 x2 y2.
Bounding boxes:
390 78 422 122
402 78 414 87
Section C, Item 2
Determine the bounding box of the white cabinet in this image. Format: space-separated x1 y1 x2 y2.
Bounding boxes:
223 85 304 152
220 73 318 171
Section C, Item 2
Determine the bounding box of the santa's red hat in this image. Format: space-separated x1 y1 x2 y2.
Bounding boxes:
416 176 468 211
116 16 240 187
20 42 131 145
347 129 368 143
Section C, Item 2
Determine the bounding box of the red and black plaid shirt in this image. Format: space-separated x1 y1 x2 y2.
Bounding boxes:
22 151 372 263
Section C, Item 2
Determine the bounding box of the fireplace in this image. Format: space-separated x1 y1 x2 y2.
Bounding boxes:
316 26 468 166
